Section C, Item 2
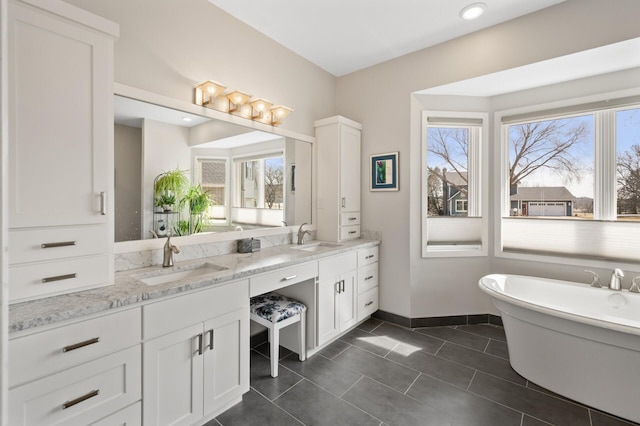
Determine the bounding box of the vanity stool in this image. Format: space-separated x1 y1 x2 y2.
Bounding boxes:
249 292 307 377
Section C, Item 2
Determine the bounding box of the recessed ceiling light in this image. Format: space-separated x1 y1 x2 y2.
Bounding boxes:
182 117 193 122
460 2 487 20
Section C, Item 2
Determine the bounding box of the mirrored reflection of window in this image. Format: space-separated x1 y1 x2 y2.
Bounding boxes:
235 154 284 210
616 107 640 221
196 158 226 220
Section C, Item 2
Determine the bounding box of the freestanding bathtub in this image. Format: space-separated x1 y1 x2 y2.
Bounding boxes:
479 274 640 423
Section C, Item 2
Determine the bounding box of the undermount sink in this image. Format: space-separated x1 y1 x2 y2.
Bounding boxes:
291 242 343 252
134 262 228 286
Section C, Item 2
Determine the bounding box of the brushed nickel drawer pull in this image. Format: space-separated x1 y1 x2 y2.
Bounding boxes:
63 337 100 353
348 217 357 221
365 255 374 259
62 389 99 410
42 273 77 283
282 275 297 281
365 301 374 307
99 191 107 215
364 276 374 281
208 329 214 350
41 241 77 249
348 231 357 235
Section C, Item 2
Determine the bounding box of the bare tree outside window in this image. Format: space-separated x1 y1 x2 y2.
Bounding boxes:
264 159 284 209
616 108 640 218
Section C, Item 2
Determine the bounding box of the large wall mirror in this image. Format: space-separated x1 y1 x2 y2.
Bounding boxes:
114 93 313 243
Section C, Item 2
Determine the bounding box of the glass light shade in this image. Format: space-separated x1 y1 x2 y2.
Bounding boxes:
250 98 273 119
270 105 293 126
195 80 226 106
226 90 252 112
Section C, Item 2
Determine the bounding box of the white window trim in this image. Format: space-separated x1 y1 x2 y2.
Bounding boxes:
193 155 230 225
455 199 468 212
422 110 489 258
495 88 640 267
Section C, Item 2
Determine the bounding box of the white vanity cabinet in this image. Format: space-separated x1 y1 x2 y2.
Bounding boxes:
357 246 379 321
315 116 362 242
8 308 142 426
7 0 118 302
317 252 358 346
142 280 250 426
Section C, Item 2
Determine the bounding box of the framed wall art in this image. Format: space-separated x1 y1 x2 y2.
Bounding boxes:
370 152 398 191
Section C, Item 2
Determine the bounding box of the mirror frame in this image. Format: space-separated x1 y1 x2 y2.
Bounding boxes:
113 83 316 254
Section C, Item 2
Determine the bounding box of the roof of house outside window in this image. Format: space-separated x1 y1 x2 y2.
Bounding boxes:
510 186 576 201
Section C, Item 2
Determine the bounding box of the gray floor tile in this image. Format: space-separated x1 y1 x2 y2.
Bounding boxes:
342 376 454 426
415 326 489 352
468 371 590 425
250 350 303 400
338 327 399 357
591 410 639 426
253 341 294 360
334 345 420 393
521 415 552 425
280 352 363 396
457 324 507 341
214 388 302 426
485 338 509 359
406 373 522 426
356 317 383 332
436 342 526 385
371 322 445 355
274 379 380 426
386 345 475 389
316 338 351 359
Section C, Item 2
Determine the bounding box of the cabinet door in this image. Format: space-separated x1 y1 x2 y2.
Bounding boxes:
8 1 113 228
143 323 204 426
203 308 249 418
317 277 340 346
338 271 358 332
339 125 361 212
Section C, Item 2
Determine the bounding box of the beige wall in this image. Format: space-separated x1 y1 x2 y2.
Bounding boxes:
335 0 640 318
114 124 142 241
65 0 337 137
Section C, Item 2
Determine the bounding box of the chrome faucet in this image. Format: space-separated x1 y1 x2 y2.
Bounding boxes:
584 270 601 288
297 223 312 245
609 268 624 290
630 277 640 293
163 231 180 267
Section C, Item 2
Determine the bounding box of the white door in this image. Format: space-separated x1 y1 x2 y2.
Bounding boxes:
317 277 340 346
143 323 204 426
338 271 358 333
8 1 112 228
203 309 249 417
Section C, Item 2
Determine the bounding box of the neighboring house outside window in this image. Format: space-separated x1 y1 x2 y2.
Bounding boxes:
510 186 575 217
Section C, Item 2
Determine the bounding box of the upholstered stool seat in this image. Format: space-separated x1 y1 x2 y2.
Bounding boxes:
249 292 306 377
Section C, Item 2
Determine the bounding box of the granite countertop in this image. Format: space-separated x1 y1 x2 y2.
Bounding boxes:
9 239 380 333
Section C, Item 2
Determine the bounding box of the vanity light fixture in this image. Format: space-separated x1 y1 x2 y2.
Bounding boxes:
250 98 273 119
226 90 252 113
459 2 486 20
270 105 293 126
195 80 226 106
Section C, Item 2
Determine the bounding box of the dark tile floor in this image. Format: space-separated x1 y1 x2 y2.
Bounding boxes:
209 318 638 426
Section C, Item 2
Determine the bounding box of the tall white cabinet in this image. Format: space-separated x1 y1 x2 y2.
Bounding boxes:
7 0 118 302
314 116 362 242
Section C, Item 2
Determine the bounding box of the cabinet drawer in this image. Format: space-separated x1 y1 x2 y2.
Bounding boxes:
9 345 141 426
340 225 360 241
340 212 360 226
89 402 141 426
143 279 249 339
9 255 110 303
9 225 108 265
318 251 357 280
10 308 141 388
358 246 379 267
358 263 378 294
250 262 317 297
357 287 379 322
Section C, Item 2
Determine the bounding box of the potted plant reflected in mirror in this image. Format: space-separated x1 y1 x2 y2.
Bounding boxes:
155 193 177 212
154 169 188 208
180 184 215 234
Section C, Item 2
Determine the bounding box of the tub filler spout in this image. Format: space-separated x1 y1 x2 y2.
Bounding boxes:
609 268 624 291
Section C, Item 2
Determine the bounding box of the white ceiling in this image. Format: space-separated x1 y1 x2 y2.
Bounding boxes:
208 0 565 76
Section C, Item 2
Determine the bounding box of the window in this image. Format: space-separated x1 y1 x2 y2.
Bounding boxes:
500 99 640 262
422 111 488 257
195 157 227 221
234 154 284 210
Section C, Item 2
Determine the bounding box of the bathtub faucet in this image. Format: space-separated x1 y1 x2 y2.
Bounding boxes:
584 270 601 288
609 268 624 291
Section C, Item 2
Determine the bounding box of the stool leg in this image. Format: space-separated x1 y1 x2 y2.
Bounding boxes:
299 312 306 361
270 326 279 378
